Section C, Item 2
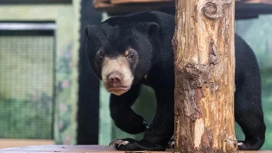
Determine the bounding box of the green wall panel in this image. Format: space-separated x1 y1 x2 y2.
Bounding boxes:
0 2 80 144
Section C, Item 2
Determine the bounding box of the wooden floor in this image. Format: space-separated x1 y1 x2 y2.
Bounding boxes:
0 145 151 153
0 145 272 153
0 139 54 149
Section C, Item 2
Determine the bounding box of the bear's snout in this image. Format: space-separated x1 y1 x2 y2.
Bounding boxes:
101 56 134 96
107 71 124 88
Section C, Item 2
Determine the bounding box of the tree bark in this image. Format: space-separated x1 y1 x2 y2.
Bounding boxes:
172 0 237 152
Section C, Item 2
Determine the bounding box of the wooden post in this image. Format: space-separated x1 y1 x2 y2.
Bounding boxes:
172 0 237 153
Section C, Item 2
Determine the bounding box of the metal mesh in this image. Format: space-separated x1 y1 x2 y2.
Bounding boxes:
0 35 54 139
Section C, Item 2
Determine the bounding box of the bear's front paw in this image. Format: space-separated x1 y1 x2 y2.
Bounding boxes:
109 138 165 151
167 136 175 149
109 139 130 149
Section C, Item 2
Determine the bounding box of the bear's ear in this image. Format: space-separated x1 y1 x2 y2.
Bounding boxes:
147 22 160 36
85 25 96 39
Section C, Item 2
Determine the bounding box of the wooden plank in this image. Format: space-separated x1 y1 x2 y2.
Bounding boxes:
93 1 174 16
92 0 272 17
238 150 272 153
111 0 171 4
93 0 114 8
0 145 173 153
242 0 272 4
236 1 272 19
93 0 272 7
0 139 54 149
0 145 271 153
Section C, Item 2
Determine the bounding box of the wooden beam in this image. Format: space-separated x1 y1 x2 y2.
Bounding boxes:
93 0 272 8
92 0 174 15
111 0 171 4
173 0 236 152
93 0 272 5
241 0 272 5
92 0 272 18
235 2 272 19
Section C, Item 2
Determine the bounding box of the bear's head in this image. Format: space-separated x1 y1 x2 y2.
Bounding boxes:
85 17 159 96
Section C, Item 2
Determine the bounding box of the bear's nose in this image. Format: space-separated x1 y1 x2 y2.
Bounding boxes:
107 71 123 87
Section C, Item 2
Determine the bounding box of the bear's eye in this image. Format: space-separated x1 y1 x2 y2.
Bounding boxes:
95 51 104 62
96 55 104 61
127 53 135 59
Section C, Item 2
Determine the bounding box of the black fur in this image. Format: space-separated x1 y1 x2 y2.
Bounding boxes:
85 11 266 151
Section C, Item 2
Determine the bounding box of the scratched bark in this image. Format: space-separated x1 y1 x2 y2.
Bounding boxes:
172 0 237 153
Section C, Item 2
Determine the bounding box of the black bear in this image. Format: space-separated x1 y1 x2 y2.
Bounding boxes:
85 11 266 151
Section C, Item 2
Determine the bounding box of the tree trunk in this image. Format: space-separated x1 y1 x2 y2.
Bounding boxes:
172 0 237 152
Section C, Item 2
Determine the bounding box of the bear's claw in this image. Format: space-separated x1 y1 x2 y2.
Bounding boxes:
167 137 175 149
109 139 129 148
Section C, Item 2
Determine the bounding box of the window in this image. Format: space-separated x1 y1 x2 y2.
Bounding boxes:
0 22 56 139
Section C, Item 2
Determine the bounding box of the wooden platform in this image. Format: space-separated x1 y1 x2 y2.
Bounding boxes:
0 139 54 149
0 145 170 153
0 145 272 153
92 0 272 18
